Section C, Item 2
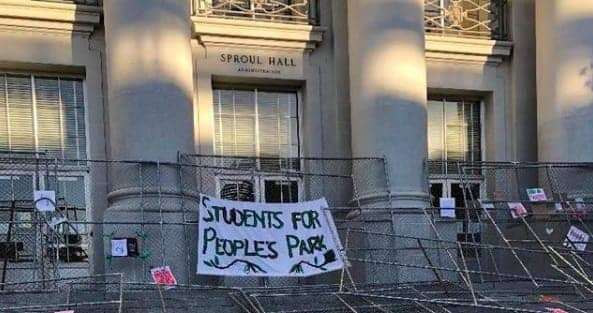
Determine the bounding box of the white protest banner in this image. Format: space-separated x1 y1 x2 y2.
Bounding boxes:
563 226 590 252
34 190 56 212
197 195 345 277
526 188 547 202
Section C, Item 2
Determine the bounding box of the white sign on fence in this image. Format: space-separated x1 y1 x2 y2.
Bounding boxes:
34 190 56 212
563 226 590 252
526 188 547 202
197 195 345 277
439 197 456 218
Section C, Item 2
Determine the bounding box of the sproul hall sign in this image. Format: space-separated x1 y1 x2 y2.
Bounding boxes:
219 53 298 75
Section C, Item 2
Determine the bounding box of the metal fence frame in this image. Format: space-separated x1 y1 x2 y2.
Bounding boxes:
0 156 592 312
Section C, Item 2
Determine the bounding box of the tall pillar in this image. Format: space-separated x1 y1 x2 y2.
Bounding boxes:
347 0 432 284
102 0 195 283
347 0 428 207
536 1 593 162
103 0 194 161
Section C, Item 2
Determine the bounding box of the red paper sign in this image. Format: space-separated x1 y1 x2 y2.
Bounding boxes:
150 266 177 287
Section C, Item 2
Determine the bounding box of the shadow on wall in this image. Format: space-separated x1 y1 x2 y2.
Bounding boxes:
539 14 593 162
349 0 428 206
103 0 195 162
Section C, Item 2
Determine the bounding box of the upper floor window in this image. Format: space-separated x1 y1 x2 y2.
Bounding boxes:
428 95 482 175
213 87 300 171
424 0 508 40
212 87 301 203
195 0 318 25
0 74 86 160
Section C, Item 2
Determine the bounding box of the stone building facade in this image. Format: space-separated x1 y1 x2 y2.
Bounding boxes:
0 0 592 285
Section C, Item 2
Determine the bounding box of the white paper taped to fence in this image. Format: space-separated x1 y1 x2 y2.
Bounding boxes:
197 195 345 277
34 190 55 212
563 226 590 252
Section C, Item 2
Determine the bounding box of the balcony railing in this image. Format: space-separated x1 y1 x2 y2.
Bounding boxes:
424 0 508 40
194 0 318 25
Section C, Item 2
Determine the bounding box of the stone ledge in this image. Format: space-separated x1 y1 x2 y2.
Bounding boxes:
426 35 513 64
191 16 325 50
0 0 101 34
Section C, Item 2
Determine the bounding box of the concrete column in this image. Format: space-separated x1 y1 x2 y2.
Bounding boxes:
102 0 195 283
347 0 428 208
103 0 194 162
536 1 593 162
347 0 433 284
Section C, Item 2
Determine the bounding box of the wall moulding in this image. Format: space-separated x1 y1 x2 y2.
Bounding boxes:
0 0 101 34
191 16 325 51
426 35 513 64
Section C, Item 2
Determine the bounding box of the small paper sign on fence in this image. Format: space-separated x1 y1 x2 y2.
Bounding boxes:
563 226 590 252
526 188 547 202
507 202 528 219
197 195 345 277
111 239 128 257
439 197 456 218
151 266 177 287
34 190 56 212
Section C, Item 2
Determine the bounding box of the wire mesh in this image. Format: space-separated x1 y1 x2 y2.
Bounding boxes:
0 156 591 312
0 274 122 313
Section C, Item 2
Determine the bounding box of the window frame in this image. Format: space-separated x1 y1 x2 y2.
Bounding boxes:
215 174 304 203
211 85 303 171
0 72 89 160
427 95 484 173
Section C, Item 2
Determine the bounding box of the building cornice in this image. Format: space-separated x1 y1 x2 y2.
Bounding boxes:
0 0 101 34
191 16 325 51
425 35 513 64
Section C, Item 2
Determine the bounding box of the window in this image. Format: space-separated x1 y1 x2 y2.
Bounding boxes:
213 87 299 170
0 74 86 159
216 177 301 203
428 95 481 175
0 173 88 264
428 95 483 258
213 87 301 203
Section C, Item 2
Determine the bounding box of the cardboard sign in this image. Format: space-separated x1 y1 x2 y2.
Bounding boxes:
507 202 528 219
563 226 590 252
34 190 56 212
197 195 345 277
526 188 547 202
439 197 456 218
151 266 177 287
